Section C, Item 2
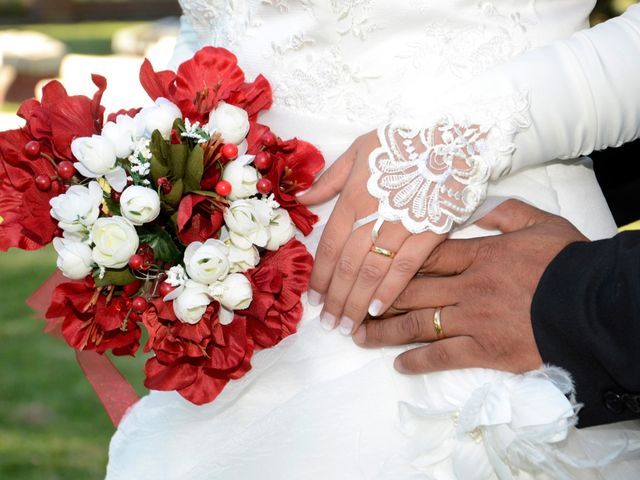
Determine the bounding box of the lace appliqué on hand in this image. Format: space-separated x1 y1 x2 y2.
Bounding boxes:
368 121 492 234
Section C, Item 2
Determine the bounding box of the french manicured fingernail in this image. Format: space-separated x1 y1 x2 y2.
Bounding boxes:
295 188 310 197
308 290 323 306
320 312 337 331
353 326 366 345
339 317 354 336
368 299 383 317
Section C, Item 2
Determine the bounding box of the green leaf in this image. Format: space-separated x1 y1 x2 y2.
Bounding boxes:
138 225 183 264
149 130 171 183
168 143 188 179
94 267 137 287
183 145 204 193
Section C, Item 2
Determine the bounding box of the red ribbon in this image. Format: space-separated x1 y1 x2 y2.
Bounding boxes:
27 272 140 427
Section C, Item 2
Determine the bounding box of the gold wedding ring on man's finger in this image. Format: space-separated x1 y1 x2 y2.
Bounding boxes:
433 307 446 339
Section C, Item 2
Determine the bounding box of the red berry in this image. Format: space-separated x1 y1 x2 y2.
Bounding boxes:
132 296 148 314
157 177 169 186
254 151 272 170
215 180 232 196
261 132 277 148
57 161 75 180
221 143 239 160
128 254 144 270
157 177 172 194
35 175 51 191
110 189 121 202
158 282 174 297
24 141 41 158
256 178 273 194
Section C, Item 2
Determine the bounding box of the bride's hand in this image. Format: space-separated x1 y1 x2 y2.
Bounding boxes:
297 131 445 335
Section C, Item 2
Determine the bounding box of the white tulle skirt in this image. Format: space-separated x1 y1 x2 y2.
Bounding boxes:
107 121 640 478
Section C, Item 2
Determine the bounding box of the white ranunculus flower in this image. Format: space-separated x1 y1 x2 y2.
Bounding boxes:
91 216 139 269
183 239 230 284
207 101 250 145
172 280 212 324
208 273 253 311
224 198 271 249
101 114 145 159
49 181 103 235
53 237 94 279
119 185 161 225
266 208 295 251
138 97 181 140
228 243 260 273
221 155 259 200
71 134 128 192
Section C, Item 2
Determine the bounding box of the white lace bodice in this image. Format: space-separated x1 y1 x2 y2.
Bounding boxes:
175 0 595 128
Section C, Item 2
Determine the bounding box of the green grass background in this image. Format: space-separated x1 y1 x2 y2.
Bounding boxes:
1 21 148 480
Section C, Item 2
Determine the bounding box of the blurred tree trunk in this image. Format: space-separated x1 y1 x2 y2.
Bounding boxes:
31 0 74 21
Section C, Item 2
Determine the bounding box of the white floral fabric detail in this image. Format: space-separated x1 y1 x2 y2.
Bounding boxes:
368 121 491 234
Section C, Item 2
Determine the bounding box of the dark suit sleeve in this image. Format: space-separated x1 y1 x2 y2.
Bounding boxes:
531 231 640 428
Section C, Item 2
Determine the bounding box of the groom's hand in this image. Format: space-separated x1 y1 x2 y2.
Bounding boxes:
354 199 588 374
297 131 444 335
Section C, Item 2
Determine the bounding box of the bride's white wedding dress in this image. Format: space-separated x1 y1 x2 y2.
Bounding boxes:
107 1 640 478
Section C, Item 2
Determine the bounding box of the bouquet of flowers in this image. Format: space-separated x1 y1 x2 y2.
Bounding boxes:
0 47 324 405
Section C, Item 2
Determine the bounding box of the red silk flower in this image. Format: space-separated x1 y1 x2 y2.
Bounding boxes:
46 278 142 356
242 239 314 348
139 46 272 123
247 125 325 235
142 298 254 405
176 194 224 245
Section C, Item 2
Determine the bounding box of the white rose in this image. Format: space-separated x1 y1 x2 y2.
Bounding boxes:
138 97 181 139
224 198 271 249
183 239 230 284
207 101 250 145
209 273 253 311
50 181 103 235
53 237 94 279
173 280 211 324
101 114 145 158
71 134 127 191
266 208 295 251
119 185 161 225
91 216 139 269
228 243 260 273
221 155 259 200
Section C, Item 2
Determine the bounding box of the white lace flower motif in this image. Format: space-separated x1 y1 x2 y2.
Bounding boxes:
367 120 492 234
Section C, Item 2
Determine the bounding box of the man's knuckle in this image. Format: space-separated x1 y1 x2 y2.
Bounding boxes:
401 311 424 340
429 343 451 367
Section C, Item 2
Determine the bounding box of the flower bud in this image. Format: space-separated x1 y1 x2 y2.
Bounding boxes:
91 216 139 269
183 239 230 284
119 185 161 225
53 237 94 279
173 280 211 324
207 101 250 145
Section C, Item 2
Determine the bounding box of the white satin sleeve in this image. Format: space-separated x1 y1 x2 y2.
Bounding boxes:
369 5 640 235
478 3 640 177
167 15 201 71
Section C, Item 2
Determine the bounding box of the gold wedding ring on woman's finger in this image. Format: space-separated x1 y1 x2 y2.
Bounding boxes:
369 244 396 258
433 307 446 339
